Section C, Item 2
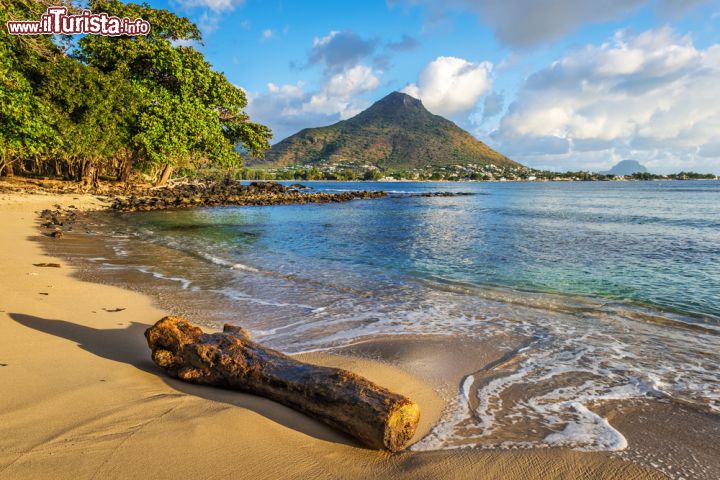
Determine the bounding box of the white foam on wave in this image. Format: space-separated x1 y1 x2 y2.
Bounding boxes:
245 284 720 454
543 402 627 451
198 252 260 273
232 263 260 272
253 319 310 337
414 308 720 452
98 262 126 271
136 266 192 290
216 288 317 311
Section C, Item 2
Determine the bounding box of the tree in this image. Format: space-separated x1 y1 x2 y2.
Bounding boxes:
0 45 54 176
78 0 271 185
363 169 383 181
0 0 58 176
1 1 270 184
38 58 141 184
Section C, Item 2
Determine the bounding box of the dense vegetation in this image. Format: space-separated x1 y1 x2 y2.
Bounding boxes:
0 0 271 186
236 164 718 182
250 92 519 170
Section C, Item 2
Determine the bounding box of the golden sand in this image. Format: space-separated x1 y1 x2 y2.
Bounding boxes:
0 192 663 479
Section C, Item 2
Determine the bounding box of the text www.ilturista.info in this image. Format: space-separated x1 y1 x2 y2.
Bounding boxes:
6 7 150 36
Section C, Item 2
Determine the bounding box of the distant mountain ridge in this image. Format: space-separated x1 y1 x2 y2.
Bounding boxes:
602 160 648 175
249 92 521 170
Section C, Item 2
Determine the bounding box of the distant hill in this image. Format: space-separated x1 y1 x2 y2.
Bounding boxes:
249 92 521 170
602 160 648 176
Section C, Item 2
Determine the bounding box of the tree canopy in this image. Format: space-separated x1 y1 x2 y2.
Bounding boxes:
0 0 271 185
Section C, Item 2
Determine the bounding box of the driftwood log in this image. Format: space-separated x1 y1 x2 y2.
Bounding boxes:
145 316 421 451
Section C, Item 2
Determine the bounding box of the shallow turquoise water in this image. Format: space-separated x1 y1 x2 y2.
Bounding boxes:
125 180 720 322
75 180 720 455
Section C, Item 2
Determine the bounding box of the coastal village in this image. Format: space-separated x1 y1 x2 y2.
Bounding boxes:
241 161 718 182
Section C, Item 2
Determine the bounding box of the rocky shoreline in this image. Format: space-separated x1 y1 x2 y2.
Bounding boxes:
109 181 387 212
0 177 387 211
2 177 478 215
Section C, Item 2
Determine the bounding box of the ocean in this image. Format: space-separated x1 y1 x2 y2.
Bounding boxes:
55 180 720 459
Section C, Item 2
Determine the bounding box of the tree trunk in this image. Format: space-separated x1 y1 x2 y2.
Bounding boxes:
81 160 98 189
18 159 28 175
145 317 421 451
76 160 84 182
155 164 173 186
5 161 14 177
118 153 133 183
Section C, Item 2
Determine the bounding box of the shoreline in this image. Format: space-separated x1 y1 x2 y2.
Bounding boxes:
0 191 673 479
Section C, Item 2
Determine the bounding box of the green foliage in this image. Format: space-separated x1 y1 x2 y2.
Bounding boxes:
77 0 271 181
0 0 270 183
0 0 60 173
668 172 716 180
38 59 141 177
363 169 384 181
0 44 55 172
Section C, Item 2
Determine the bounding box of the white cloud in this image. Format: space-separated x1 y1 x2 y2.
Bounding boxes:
246 82 315 142
392 0 714 48
402 56 492 116
246 66 381 141
173 0 245 12
246 30 384 141
299 65 380 118
491 28 720 173
197 11 219 34
172 0 245 34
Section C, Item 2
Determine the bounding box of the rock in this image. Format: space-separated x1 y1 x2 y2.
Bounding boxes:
108 180 386 212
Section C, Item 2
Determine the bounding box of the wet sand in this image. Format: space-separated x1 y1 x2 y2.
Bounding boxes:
0 192 670 479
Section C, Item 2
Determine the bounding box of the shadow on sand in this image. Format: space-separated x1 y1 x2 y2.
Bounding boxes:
9 313 360 449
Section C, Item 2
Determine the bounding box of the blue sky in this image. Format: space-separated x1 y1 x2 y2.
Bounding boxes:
143 0 720 173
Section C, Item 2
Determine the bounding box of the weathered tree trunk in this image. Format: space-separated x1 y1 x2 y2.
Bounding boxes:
118 153 133 183
145 317 421 451
155 164 174 186
81 160 99 189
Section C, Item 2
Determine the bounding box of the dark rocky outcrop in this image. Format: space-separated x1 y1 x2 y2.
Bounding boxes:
39 207 78 238
110 181 386 212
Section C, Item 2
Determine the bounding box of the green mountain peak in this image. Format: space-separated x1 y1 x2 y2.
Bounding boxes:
249 91 521 170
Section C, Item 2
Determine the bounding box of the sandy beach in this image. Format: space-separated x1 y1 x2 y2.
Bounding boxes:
0 192 668 479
